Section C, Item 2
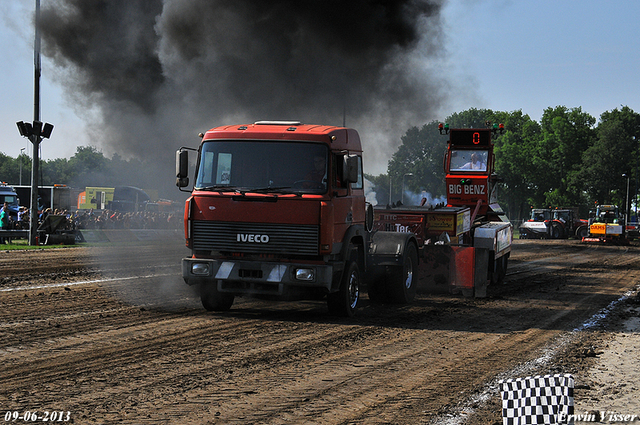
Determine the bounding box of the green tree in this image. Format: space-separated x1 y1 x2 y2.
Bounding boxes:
384 109 503 207
577 106 640 208
65 146 111 187
0 152 32 186
538 106 596 208
447 108 495 129
0 152 17 184
386 120 447 205
41 158 70 185
17 152 31 186
365 172 392 206
491 110 542 220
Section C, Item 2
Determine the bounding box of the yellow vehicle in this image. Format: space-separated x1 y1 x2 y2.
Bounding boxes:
583 205 626 244
77 186 150 211
77 187 115 210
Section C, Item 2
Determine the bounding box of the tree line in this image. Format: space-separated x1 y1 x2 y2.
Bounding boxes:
367 106 640 221
3 106 638 222
0 146 176 200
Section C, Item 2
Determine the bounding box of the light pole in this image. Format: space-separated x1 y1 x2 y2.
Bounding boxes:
635 136 638 219
15 0 54 245
623 173 631 228
388 173 392 205
19 148 25 185
402 173 414 205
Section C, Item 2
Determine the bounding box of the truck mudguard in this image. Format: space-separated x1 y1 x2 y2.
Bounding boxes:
368 231 418 267
336 224 367 264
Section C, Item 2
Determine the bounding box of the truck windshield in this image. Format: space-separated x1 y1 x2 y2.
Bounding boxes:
595 206 618 222
0 195 18 206
195 140 329 193
554 211 571 222
449 149 488 172
530 210 551 221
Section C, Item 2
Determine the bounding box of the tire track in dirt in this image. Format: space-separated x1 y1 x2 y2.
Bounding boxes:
3 312 381 395
0 243 186 287
213 244 640 425
2 240 640 424
506 242 630 280
205 329 503 425
0 285 165 349
211 249 640 425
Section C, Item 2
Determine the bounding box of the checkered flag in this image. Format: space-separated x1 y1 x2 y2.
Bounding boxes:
500 374 574 424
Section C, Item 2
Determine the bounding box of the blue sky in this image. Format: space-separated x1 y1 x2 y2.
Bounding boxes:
1 1 87 162
1 0 639 173
443 0 640 123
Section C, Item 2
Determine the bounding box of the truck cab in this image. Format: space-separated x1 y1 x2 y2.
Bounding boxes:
553 208 589 239
0 183 21 219
443 126 507 223
176 121 417 316
519 208 552 239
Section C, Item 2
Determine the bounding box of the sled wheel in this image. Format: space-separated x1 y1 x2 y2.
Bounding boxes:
389 243 418 304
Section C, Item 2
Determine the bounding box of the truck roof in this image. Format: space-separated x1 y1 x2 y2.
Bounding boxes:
0 183 16 194
202 121 362 152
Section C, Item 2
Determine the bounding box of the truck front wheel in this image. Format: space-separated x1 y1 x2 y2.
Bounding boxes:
327 260 360 317
389 243 418 304
200 282 234 312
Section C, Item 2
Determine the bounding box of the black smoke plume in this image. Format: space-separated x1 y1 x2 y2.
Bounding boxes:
39 0 446 192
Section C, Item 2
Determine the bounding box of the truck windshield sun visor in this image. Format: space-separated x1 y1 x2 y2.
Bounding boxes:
195 140 329 194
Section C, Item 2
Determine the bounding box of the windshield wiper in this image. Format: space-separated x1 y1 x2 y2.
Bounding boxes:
245 186 293 194
198 185 242 192
198 185 301 196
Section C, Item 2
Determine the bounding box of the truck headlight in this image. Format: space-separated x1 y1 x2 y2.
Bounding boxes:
191 263 210 275
295 268 315 281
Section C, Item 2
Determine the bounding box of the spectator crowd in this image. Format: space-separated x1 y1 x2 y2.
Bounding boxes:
9 207 182 231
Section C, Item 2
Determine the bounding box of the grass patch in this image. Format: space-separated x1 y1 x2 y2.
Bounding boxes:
1 238 183 250
0 239 80 250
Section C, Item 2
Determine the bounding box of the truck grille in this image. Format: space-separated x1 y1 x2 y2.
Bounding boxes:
192 221 319 255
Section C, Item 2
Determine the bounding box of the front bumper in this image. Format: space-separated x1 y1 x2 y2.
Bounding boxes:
182 258 334 295
519 226 549 239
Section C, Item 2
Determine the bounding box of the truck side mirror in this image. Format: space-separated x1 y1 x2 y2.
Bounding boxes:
176 149 189 188
343 155 359 184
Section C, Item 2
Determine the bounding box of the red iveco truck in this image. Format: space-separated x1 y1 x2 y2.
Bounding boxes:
176 121 418 316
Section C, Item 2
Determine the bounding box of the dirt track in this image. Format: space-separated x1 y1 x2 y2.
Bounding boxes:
1 238 639 424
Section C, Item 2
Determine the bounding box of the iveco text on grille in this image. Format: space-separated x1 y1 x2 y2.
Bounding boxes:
237 234 270 243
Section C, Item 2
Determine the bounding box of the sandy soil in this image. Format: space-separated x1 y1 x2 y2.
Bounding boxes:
0 238 639 424
571 299 640 423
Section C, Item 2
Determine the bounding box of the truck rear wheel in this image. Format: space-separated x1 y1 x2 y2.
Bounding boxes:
327 260 360 317
490 253 509 285
576 226 589 239
550 223 563 239
388 243 418 304
200 282 234 312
